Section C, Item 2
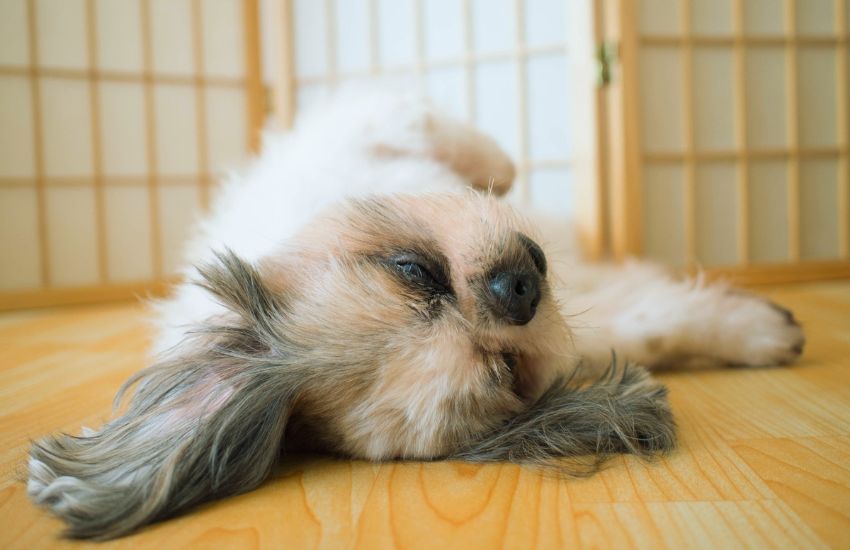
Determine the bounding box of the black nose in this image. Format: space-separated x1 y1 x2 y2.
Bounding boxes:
487 270 541 325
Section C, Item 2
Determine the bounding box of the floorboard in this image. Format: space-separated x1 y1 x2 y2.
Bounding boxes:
1 282 848 548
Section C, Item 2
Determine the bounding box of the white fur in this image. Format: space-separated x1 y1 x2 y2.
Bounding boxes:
154 91 803 369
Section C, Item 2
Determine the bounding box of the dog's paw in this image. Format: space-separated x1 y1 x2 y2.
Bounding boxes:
717 292 805 367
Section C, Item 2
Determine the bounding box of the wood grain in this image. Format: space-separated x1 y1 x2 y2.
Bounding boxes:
1 282 849 549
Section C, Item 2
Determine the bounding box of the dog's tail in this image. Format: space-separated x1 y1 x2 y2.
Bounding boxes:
450 362 677 474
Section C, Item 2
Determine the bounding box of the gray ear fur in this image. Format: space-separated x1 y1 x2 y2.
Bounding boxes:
28 251 305 540
450 362 676 474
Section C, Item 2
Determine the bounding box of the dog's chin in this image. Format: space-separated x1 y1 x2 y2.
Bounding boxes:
498 350 556 403
498 351 531 400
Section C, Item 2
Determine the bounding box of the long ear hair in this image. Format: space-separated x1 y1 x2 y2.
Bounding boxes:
28 251 305 540
450 361 676 475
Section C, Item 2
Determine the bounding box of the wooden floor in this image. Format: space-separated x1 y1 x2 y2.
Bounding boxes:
1 282 849 549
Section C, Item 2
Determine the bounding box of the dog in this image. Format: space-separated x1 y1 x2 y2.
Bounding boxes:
27 93 805 539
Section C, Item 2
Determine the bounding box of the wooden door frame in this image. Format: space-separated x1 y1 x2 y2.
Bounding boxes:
598 0 850 285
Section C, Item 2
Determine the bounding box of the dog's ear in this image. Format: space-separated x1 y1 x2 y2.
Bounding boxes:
450 363 677 475
28 251 305 540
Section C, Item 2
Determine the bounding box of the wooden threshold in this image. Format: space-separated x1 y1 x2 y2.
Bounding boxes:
0 278 180 312
700 260 850 286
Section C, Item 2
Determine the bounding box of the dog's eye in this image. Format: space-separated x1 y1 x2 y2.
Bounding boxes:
390 253 451 294
396 260 437 285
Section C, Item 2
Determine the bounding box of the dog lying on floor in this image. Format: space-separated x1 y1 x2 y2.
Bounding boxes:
28 93 805 539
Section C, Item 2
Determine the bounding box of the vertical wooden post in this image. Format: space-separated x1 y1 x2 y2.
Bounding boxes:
243 0 265 150
784 0 801 260
269 0 296 129
608 0 644 259
680 0 696 265
732 0 750 264
140 0 163 278
25 0 51 286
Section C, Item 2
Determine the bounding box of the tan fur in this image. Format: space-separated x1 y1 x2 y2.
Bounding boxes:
257 193 576 459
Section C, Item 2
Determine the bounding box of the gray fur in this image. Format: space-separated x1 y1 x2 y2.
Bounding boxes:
28 250 676 540
450 362 676 474
28 251 308 540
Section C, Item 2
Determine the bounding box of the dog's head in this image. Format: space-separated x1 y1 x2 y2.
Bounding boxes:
29 193 674 540
251 192 574 459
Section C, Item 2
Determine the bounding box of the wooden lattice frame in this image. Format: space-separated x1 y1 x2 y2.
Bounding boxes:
603 0 850 285
268 0 601 255
0 0 264 311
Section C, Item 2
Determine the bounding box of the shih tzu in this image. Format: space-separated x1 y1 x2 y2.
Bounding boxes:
27 93 805 539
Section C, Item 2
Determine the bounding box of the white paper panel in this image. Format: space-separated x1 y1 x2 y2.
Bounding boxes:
0 0 29 66
475 61 519 159
638 0 681 35
202 0 244 78
154 84 198 176
745 48 787 149
335 0 371 73
695 163 738 266
0 188 41 290
800 160 839 259
104 186 152 282
797 47 837 147
36 0 87 70
371 71 419 92
472 0 514 53
45 187 99 286
205 87 248 173
693 48 735 151
296 83 330 114
527 53 571 160
95 0 143 72
40 78 93 177
159 185 201 275
748 161 789 263
639 47 684 153
0 76 35 178
424 0 463 61
377 0 415 67
742 0 785 35
525 0 566 46
528 168 573 216
294 0 327 77
796 0 835 36
150 0 194 75
643 164 686 265
426 66 468 120
335 75 372 90
691 0 732 35
846 0 850 34
99 82 147 177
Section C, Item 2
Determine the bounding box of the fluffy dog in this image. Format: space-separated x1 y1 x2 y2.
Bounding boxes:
27 93 805 539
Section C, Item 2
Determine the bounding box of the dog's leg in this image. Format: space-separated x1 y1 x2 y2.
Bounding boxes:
363 96 516 195
562 262 805 368
423 113 516 195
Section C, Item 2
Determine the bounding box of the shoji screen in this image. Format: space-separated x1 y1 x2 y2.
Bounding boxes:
267 0 598 242
611 0 850 283
0 0 262 309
